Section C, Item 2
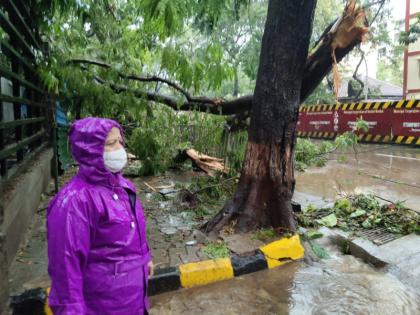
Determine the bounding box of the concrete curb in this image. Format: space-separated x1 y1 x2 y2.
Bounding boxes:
10 235 304 315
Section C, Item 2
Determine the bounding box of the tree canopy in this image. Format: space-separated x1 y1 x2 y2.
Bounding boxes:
34 0 396 118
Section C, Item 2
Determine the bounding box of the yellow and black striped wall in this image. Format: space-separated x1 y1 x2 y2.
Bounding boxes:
298 99 420 146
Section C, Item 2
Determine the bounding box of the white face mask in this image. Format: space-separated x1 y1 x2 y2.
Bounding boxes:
103 148 127 173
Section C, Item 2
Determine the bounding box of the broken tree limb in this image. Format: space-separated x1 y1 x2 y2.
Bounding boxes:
184 149 228 177
143 181 157 192
69 58 218 106
329 0 369 98
227 0 369 131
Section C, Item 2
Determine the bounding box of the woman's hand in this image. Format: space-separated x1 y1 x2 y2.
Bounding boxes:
147 261 154 279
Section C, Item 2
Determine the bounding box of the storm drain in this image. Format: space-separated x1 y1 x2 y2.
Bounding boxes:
356 227 397 246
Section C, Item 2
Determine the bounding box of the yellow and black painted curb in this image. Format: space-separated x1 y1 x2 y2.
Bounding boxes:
299 99 420 112
297 131 337 139
9 235 304 315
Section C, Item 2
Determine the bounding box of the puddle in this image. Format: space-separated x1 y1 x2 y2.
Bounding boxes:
160 227 178 235
158 214 197 235
295 145 420 212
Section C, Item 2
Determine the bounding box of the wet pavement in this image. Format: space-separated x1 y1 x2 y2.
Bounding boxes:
150 241 420 315
294 144 420 212
131 171 221 268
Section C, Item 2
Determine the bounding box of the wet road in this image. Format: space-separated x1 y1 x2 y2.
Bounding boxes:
294 144 420 212
149 245 420 315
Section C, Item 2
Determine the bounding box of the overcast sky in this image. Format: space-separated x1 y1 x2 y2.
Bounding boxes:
389 0 406 26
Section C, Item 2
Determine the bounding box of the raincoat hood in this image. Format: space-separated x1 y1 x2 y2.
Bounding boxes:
69 117 133 190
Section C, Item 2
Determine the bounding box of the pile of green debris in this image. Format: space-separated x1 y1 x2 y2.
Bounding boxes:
296 194 420 235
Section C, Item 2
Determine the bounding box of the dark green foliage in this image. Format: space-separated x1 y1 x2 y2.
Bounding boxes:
129 128 166 175
57 127 73 170
400 14 420 45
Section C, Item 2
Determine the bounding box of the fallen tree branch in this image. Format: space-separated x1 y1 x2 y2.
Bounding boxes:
91 72 251 115
72 0 368 121
185 149 228 177
143 181 157 192
70 58 217 105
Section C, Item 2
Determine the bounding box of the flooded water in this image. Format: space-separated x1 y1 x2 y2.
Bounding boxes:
290 250 420 315
295 145 420 212
150 243 420 315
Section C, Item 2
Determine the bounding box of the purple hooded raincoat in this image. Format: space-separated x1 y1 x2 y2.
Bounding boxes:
47 117 151 315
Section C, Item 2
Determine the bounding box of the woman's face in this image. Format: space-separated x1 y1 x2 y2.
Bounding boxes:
104 127 124 152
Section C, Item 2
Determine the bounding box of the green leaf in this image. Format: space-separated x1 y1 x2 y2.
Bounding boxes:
307 230 323 240
316 213 337 227
303 204 318 213
202 241 230 259
349 209 366 218
309 241 330 259
334 198 352 213
362 219 372 229
355 118 369 133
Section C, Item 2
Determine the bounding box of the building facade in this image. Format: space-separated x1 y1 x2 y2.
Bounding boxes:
404 0 420 99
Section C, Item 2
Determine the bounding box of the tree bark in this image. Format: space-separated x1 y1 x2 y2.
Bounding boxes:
204 0 317 233
233 66 239 97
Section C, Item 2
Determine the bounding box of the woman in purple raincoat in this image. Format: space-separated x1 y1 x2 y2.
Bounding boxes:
47 117 153 315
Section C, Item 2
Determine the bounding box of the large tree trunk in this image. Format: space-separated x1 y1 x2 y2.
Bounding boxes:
204 0 317 233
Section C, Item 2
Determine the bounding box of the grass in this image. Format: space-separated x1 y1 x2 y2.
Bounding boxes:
202 241 230 259
251 228 277 241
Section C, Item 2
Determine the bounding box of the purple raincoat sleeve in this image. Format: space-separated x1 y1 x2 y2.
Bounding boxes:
47 192 93 315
